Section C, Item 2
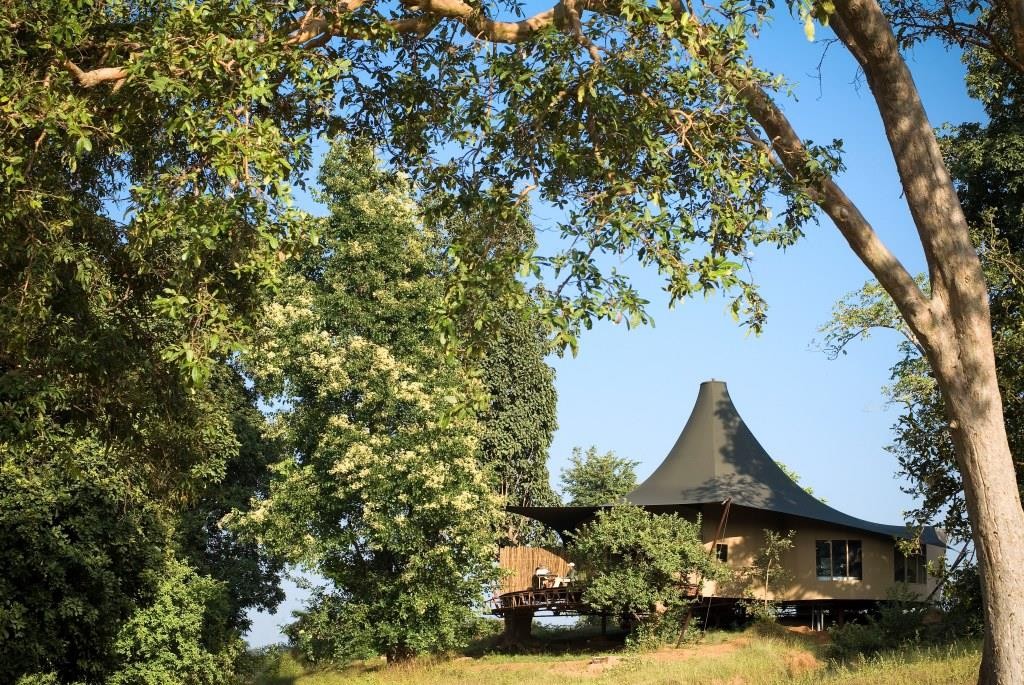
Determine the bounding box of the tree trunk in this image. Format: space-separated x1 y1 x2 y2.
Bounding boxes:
750 0 1024 678
996 0 1024 69
829 1 1024 680
929 334 1024 685
385 643 416 664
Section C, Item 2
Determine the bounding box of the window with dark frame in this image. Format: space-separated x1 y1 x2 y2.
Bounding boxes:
895 544 928 584
815 539 863 580
715 543 728 563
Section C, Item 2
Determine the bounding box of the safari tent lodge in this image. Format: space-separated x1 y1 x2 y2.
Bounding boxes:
492 380 945 629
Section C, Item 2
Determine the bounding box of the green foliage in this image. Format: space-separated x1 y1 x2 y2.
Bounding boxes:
325 0 828 352
174 369 286 633
1 0 337 387
0 415 274 684
826 562 983 662
737 529 795 622
623 605 691 651
827 587 931 661
568 505 720 621
937 562 984 638
560 447 639 506
433 200 559 547
476 306 560 546
283 588 378 666
827 621 889 661
0 439 164 682
2 2 311 676
238 141 502 664
108 557 244 685
773 461 824 501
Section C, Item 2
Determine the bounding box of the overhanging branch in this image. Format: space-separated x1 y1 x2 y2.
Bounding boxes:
59 0 931 341
735 82 931 338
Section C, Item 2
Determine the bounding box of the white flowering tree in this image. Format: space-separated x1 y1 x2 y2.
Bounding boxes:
238 142 502 664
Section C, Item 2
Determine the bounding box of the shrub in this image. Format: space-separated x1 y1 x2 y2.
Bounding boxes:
937 563 983 638
107 557 245 685
284 589 377 665
569 505 724 649
828 586 931 661
828 621 888 661
625 606 702 651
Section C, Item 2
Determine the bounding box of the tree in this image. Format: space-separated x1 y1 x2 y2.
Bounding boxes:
106 558 243 685
567 505 721 642
818 30 1024 548
174 369 286 632
3 0 316 676
0 350 281 683
773 461 823 501
29 0 1024 676
742 529 796 621
238 142 502 664
0 442 164 683
0 420 271 683
477 307 561 545
560 446 639 506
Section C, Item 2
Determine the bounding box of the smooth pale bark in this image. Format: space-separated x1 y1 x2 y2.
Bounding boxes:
931 338 1024 684
734 1 1024 680
823 1 1024 681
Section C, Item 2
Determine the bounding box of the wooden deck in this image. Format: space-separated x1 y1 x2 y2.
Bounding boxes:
488 586 587 616
489 583 702 617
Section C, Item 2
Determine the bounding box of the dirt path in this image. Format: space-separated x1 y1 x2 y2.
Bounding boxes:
525 636 752 677
456 632 823 680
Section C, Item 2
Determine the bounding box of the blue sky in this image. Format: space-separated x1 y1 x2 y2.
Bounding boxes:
245 16 984 646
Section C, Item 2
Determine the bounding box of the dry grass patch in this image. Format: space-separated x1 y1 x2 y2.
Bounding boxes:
253 632 980 685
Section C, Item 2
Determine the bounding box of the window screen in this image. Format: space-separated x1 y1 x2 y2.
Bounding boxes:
816 539 863 580
816 540 832 579
895 545 927 584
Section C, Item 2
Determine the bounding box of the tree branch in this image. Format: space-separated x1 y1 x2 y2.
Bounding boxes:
56 0 939 349
390 0 571 42
995 0 1024 69
62 59 127 88
735 82 932 338
830 0 985 342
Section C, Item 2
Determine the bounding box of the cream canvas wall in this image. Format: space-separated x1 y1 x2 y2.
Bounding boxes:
698 504 940 601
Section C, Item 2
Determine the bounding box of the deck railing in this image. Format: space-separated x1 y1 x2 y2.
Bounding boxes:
488 583 701 616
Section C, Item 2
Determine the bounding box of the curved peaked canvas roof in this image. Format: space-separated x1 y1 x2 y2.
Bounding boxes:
510 380 943 546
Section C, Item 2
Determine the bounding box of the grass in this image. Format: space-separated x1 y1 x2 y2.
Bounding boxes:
251 629 981 685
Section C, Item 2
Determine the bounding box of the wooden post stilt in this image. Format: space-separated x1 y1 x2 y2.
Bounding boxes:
503 609 534 643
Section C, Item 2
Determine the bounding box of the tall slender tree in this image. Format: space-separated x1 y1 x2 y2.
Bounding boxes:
477 308 561 545
239 142 501 664
819 30 1024 546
